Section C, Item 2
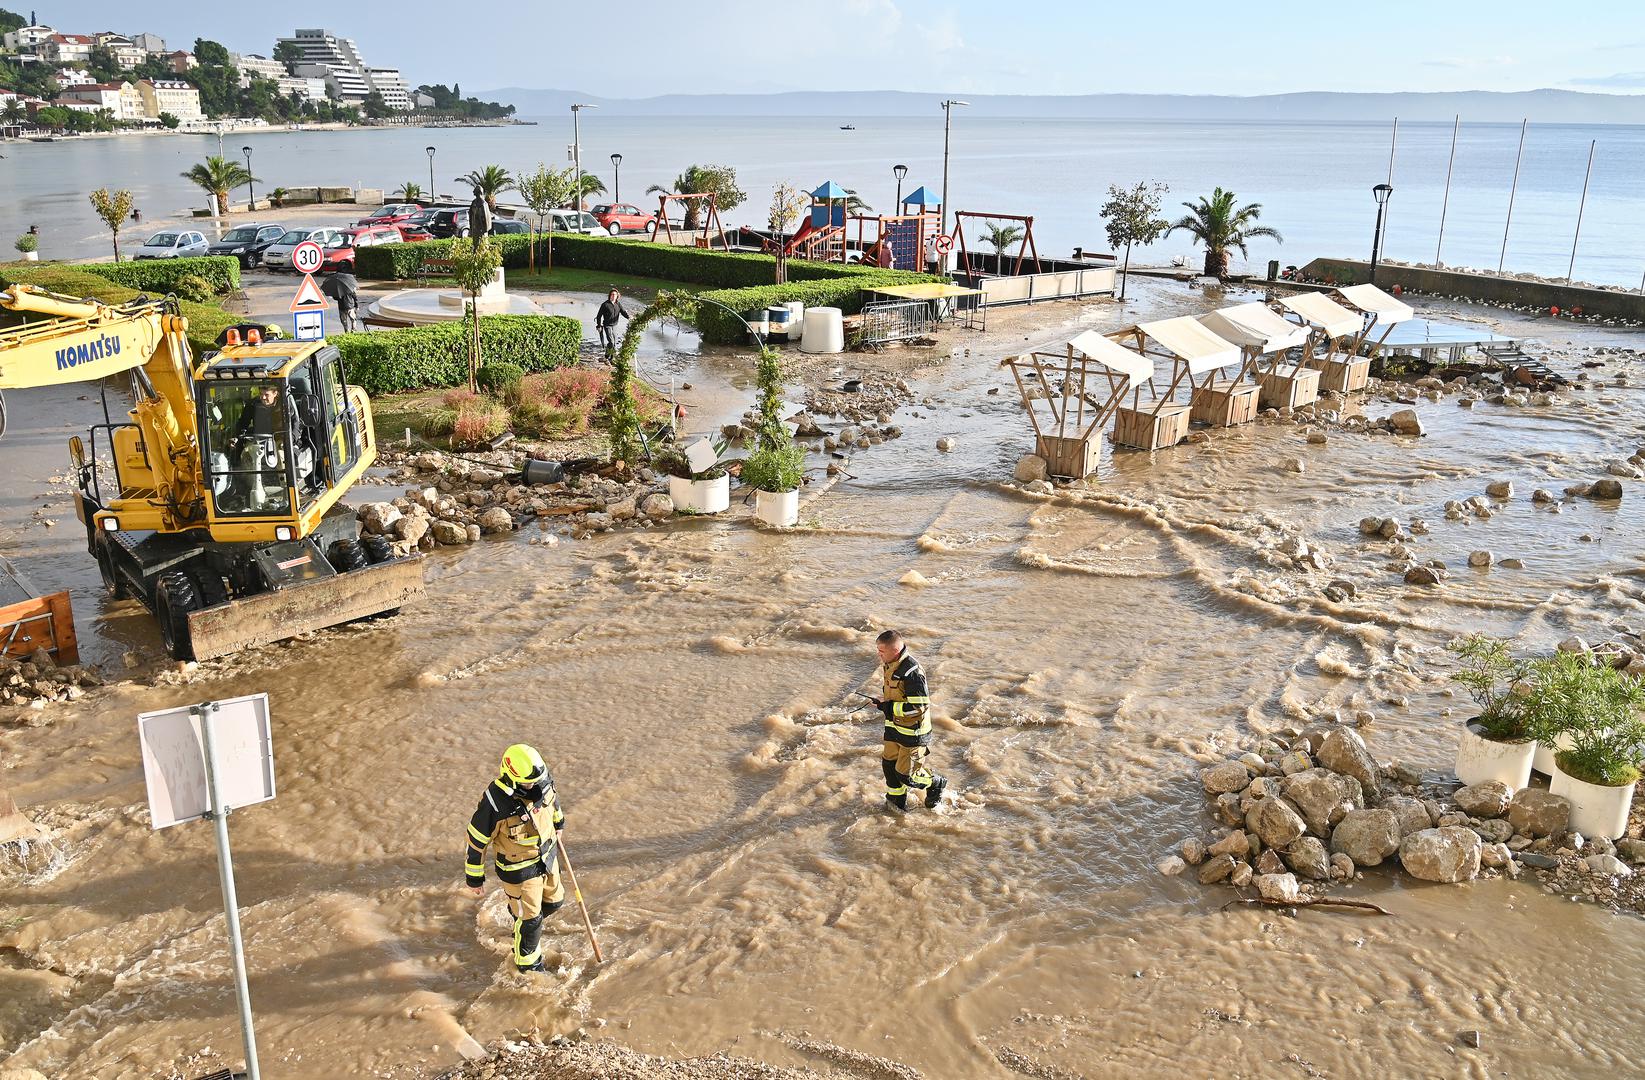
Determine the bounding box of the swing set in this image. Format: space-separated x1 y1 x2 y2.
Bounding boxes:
948 211 1042 284
650 192 730 250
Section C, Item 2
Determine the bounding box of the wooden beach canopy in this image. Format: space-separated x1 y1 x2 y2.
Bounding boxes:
1130 316 1257 428
1334 283 1415 327
1133 316 1242 375
1198 302 1310 356
1275 291 1374 392
1004 330 1148 478
1276 292 1362 340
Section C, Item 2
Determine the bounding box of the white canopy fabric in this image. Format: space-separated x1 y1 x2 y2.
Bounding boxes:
1135 317 1241 375
1276 292 1362 339
1334 283 1415 325
1065 329 1153 383
1198 303 1311 354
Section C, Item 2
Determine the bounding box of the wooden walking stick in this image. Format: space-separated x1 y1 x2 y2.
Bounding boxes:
557 840 602 963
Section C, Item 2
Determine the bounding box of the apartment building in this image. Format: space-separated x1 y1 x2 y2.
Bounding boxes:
137 78 203 121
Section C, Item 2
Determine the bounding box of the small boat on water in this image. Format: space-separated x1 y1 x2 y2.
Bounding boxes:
839 124 856 130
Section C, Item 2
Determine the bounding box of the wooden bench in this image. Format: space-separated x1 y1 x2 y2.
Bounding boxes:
417 257 456 285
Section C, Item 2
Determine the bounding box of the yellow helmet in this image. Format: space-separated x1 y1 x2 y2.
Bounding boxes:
500 743 547 788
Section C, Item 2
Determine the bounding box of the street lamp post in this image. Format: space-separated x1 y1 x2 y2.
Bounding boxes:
1369 183 1393 284
242 146 254 210
893 163 908 211
425 146 436 200
571 103 597 209
611 153 623 203
939 100 967 236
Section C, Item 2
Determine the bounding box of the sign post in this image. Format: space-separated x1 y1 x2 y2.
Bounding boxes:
288 240 329 342
139 693 275 1080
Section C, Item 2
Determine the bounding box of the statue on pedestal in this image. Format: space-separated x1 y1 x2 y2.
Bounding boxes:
467 187 492 240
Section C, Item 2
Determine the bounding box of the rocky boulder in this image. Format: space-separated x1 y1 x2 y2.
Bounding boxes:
1200 761 1251 795
1389 409 1424 436
1197 853 1239 884
477 507 514 534
1330 808 1401 867
431 520 470 545
1399 826 1481 883
1317 728 1381 798
641 493 676 519
1246 797 1307 850
1379 794 1432 837
358 502 402 535
1256 872 1300 903
1453 780 1512 818
393 515 430 546
1590 478 1624 500
1284 835 1331 880
1013 454 1049 484
1281 768 1357 837
1506 789 1571 838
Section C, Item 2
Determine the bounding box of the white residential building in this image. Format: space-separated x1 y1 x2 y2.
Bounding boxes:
138 78 203 121
40 34 95 64
233 53 289 85
2 24 54 51
130 32 167 54
57 80 145 120
49 67 95 87
365 67 412 110
94 34 147 70
277 75 328 103
275 29 411 108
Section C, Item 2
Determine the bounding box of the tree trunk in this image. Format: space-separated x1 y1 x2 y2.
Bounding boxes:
112 233 121 263
467 300 481 392
1120 243 1132 300
1204 247 1229 279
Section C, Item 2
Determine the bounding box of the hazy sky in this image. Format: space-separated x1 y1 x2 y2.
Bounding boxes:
33 0 1645 98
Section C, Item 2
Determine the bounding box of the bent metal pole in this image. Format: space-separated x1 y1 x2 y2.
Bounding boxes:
196 702 262 1080
1434 114 1460 268
1498 118 1527 273
1567 140 1595 284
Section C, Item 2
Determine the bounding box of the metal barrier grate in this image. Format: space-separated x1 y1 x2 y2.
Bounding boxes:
856 299 933 347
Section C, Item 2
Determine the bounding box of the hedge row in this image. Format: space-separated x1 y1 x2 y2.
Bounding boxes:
0 263 240 356
81 255 242 296
693 272 945 345
330 314 581 395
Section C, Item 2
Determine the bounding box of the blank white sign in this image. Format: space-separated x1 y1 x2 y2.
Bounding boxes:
139 694 276 830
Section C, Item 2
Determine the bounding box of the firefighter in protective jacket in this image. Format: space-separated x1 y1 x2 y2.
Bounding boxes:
871 630 949 812
463 744 566 973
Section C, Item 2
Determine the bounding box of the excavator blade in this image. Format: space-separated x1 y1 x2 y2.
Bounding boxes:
184 557 424 661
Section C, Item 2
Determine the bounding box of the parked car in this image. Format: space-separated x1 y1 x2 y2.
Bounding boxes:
208 223 287 268
319 224 402 272
133 230 209 259
261 226 347 271
424 207 470 239
491 219 529 235
356 203 421 228
547 210 604 235
396 208 441 242
591 203 655 235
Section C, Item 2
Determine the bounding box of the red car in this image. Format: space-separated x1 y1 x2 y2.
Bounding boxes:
396 207 442 241
320 224 402 271
356 203 421 227
591 203 655 236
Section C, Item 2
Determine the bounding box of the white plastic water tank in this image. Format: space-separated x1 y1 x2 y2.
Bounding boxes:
800 306 845 354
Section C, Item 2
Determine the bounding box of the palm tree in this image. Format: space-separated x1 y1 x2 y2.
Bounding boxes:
648 169 702 229
572 172 605 208
844 190 871 215
982 221 1024 274
1 100 22 125
1166 187 1282 279
456 165 514 209
181 156 256 216
393 181 423 203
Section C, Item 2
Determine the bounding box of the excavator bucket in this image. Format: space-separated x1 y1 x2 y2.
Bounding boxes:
183 557 424 661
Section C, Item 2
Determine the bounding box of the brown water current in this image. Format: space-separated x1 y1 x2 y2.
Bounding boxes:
2 280 1644 1079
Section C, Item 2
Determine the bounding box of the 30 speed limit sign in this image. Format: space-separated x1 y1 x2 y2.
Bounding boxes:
291 240 324 275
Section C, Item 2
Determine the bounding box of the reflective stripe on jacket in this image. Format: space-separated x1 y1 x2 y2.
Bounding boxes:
882 648 932 745
464 779 564 886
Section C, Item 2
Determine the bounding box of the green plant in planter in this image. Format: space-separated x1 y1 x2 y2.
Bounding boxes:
742 443 804 493
1529 653 1645 786
14 233 38 255
1448 635 1532 740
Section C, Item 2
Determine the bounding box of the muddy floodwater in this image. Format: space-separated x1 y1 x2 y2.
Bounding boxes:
2 279 1644 1079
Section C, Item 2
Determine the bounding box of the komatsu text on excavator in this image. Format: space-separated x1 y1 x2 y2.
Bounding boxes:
0 284 423 660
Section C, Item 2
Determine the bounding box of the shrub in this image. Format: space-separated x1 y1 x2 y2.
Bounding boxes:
14 234 37 254
741 443 805 493
330 314 580 395
476 361 525 395
449 395 510 448
1447 635 1531 741
81 255 241 295
1527 652 1645 787
173 273 215 303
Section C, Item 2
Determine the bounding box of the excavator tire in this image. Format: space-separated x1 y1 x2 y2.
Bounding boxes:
328 538 368 573
95 534 130 600
191 568 230 609
360 534 394 565
155 570 200 660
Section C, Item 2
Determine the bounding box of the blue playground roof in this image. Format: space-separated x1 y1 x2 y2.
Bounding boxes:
901 186 940 206
812 180 850 200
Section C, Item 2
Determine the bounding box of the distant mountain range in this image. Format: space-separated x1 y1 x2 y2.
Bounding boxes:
473 87 1645 124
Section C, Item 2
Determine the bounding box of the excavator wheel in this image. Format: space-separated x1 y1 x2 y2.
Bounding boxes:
95 534 130 600
191 568 230 609
360 534 394 565
155 570 200 660
328 538 369 573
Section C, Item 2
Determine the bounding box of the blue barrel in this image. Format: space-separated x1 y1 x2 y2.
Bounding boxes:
767 305 793 341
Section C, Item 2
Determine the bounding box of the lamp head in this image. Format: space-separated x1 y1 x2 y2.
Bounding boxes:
425 145 435 156
893 163 908 180
1373 183 1393 206
611 152 622 166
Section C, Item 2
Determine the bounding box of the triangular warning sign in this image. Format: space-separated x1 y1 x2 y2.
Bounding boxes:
289 273 327 312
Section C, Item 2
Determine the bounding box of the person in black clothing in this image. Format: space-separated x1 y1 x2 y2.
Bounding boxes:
595 289 630 356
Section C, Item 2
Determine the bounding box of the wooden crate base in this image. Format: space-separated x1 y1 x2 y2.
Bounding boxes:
1112 404 1190 450
1190 382 1261 427
1035 434 1102 479
1257 365 1322 411
1305 356 1371 394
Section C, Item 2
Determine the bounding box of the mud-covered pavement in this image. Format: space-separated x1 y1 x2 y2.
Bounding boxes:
3 278 1644 1079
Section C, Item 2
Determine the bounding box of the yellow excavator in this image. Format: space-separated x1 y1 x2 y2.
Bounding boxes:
0 284 422 660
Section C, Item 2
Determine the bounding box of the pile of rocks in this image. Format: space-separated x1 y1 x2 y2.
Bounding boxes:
1162 725 1645 908
358 450 677 550
0 648 104 718
805 374 912 426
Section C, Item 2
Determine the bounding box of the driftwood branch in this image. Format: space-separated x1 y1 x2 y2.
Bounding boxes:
1220 896 1394 917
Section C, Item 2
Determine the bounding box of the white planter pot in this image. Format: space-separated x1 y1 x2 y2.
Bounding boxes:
668 473 729 514
1550 763 1636 840
1532 731 1574 777
20 250 39 261
1454 721 1533 790
754 488 798 527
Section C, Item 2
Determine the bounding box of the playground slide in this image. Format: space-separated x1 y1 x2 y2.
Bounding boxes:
782 218 817 256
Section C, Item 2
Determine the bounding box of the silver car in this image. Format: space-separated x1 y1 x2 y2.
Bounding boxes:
133 229 209 259
261 226 346 272
547 210 604 235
